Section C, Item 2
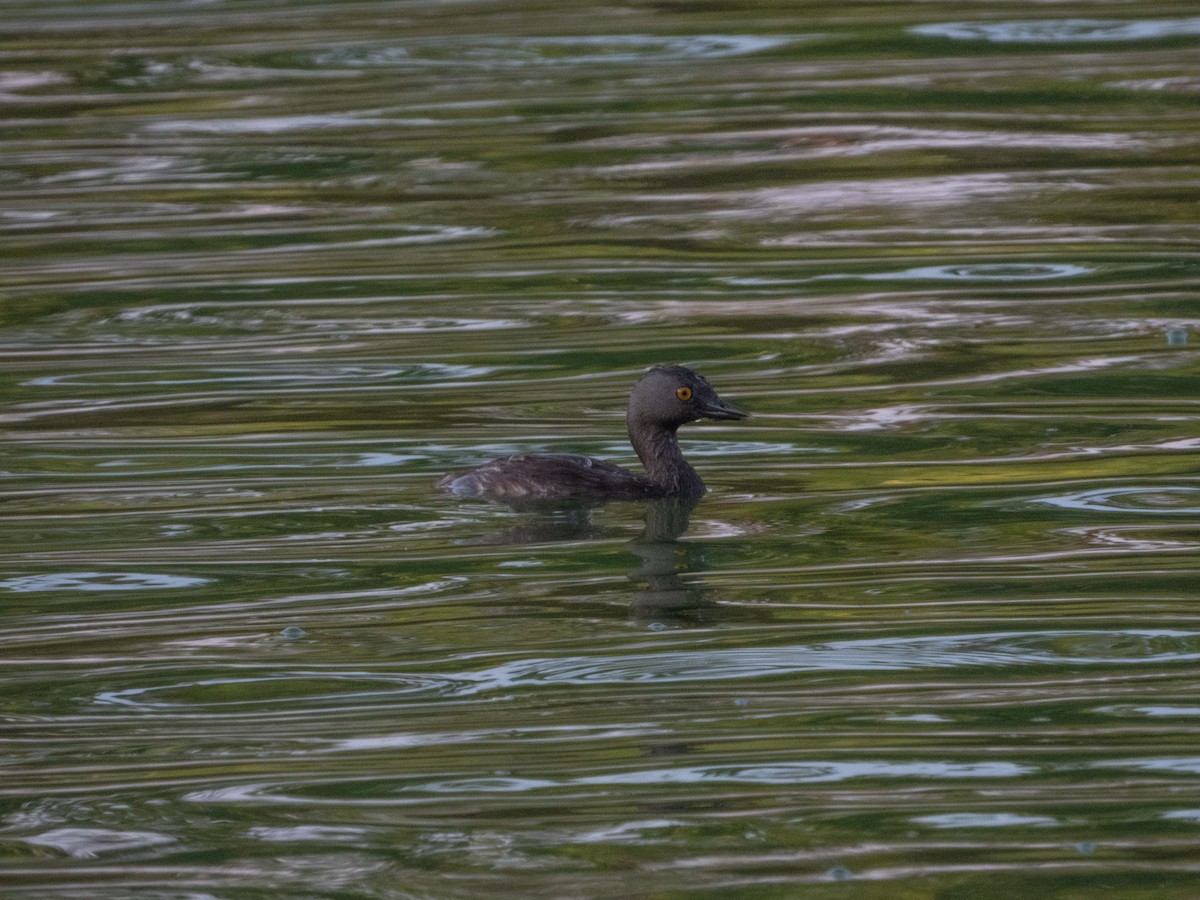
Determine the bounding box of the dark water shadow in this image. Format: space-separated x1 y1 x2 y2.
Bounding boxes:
448 496 717 624
450 504 611 545
626 498 715 627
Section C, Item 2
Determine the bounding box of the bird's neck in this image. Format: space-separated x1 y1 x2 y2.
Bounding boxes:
628 419 705 497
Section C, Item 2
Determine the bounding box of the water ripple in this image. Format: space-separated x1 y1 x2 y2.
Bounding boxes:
855 263 1094 282
0 572 210 592
465 630 1200 689
247 825 369 843
182 760 1035 806
18 827 176 859
612 174 1049 225
1097 758 1200 775
1162 810 1200 822
574 760 1032 786
1036 486 1200 514
727 259 1098 285
145 113 437 134
419 761 1032 792
1111 76 1200 93
25 363 495 389
911 813 1058 829
78 630 1198 713
911 17 1200 43
94 671 469 711
1060 525 1198 553
1096 705 1200 718
311 35 795 70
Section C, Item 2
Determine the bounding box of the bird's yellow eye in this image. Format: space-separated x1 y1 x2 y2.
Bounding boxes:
676 386 693 401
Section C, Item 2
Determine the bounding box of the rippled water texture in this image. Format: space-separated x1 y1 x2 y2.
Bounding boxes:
4 1 1200 896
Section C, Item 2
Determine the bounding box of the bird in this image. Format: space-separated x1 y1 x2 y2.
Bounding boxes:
437 364 748 505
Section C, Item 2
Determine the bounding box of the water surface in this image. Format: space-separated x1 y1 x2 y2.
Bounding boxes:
3 1 1200 896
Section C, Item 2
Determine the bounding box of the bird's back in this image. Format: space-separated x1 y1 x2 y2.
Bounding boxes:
437 453 660 504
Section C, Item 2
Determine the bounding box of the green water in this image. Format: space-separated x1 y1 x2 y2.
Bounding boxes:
4 1 1200 896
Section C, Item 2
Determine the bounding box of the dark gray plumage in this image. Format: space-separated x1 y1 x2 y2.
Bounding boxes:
437 364 748 504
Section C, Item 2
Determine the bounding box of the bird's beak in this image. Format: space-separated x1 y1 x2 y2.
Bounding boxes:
699 397 749 420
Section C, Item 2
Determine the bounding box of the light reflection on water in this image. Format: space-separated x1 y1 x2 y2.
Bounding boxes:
420 760 1035 792
3 0 1200 895
311 34 799 69
82 629 1200 714
912 17 1200 44
1038 486 1200 514
0 572 212 592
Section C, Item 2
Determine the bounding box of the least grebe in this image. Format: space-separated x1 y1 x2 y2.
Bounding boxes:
437 364 748 504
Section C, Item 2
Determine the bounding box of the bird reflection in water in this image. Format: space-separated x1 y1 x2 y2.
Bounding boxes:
627 497 714 626
449 497 715 625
